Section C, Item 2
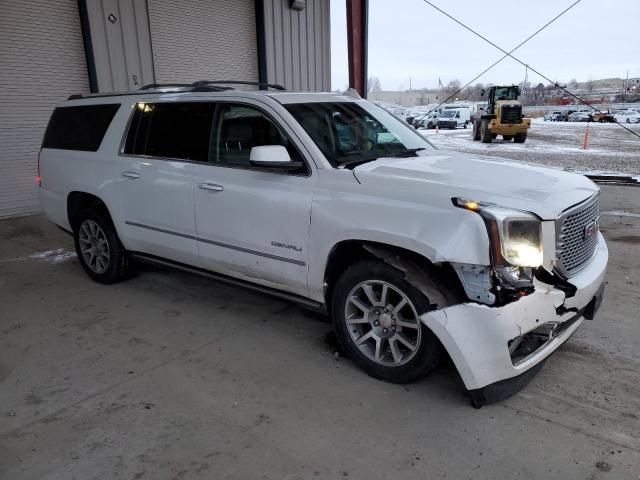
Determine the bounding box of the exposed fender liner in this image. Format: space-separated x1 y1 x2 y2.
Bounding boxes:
362 244 458 308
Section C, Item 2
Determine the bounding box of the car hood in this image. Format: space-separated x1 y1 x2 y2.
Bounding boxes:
352 151 598 220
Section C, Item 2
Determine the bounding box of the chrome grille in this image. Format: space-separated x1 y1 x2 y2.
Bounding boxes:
555 193 600 277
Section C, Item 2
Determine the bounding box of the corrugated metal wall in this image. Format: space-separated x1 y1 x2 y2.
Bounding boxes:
86 0 155 92
147 0 258 84
0 0 89 219
262 0 331 91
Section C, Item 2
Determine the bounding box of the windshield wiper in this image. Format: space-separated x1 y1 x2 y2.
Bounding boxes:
338 148 425 169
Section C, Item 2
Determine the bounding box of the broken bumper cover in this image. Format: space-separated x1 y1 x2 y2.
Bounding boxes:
419 232 608 403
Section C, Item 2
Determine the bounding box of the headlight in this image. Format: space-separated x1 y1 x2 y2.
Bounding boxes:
502 217 542 267
453 198 543 268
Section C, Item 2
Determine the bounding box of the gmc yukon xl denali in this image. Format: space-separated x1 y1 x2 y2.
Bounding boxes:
39 82 607 406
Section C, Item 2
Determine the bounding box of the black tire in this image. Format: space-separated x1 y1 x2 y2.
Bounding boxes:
472 120 481 140
503 135 514 141
463 121 469 129
627 118 631 124
73 209 130 284
480 120 492 143
514 131 527 143
332 260 443 384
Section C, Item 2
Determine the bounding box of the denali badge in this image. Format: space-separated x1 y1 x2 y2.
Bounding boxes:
583 219 598 240
271 241 302 252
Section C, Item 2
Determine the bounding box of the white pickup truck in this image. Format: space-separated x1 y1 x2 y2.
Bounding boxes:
39 82 607 406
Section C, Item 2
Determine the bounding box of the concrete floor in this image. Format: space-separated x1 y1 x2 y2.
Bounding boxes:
1 185 639 480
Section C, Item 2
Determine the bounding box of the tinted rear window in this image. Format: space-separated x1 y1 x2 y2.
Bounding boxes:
124 102 214 162
43 104 120 151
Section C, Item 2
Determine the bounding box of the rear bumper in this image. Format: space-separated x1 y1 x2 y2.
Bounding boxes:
420 232 607 394
39 187 70 230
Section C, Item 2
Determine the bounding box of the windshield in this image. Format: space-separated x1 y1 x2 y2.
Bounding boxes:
493 87 518 101
440 110 457 118
285 101 433 168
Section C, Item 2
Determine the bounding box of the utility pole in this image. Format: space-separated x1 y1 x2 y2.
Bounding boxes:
623 70 629 106
409 77 412 91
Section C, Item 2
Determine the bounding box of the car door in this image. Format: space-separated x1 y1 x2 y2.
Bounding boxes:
115 101 215 266
191 100 315 297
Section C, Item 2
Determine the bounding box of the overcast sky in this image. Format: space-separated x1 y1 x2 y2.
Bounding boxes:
330 0 640 91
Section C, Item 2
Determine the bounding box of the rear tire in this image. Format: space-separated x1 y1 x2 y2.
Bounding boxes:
514 131 527 143
472 120 481 140
73 209 130 284
480 120 492 143
332 260 443 384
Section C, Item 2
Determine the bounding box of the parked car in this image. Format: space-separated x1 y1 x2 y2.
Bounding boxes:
39 81 607 406
614 110 640 124
568 111 592 122
437 108 471 129
414 111 439 129
591 111 615 123
544 111 563 121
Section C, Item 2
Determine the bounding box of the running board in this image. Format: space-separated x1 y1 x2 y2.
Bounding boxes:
129 252 326 314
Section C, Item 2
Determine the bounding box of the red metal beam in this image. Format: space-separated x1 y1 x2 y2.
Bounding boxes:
346 0 368 97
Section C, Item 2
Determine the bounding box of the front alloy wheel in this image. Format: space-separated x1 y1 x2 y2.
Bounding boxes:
332 260 443 384
345 280 421 366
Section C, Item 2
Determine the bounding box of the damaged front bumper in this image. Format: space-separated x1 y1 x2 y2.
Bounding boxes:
420 232 608 406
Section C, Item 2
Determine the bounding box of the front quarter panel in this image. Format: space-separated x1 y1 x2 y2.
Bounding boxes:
307 168 491 302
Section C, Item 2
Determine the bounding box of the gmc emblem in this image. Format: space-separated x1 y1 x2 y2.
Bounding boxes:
583 219 598 240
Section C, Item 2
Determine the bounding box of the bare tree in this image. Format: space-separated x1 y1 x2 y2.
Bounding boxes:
444 79 462 99
367 76 382 93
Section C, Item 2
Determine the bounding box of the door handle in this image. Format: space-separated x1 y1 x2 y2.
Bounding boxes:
121 171 141 179
198 183 224 192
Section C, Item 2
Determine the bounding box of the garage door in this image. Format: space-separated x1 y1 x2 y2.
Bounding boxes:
147 0 258 85
0 0 89 219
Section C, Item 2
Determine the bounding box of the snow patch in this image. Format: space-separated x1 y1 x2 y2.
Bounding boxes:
29 248 77 263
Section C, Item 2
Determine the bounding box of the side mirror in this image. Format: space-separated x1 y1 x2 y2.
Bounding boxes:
249 145 303 170
480 89 485 96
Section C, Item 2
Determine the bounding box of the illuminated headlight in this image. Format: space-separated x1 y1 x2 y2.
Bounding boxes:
502 218 542 267
453 198 543 268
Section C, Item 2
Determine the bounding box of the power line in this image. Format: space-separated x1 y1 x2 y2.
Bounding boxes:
426 0 583 114
422 0 640 140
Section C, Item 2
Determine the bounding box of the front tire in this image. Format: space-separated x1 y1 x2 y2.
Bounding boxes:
332 260 443 384
514 131 527 143
73 210 129 284
480 120 492 143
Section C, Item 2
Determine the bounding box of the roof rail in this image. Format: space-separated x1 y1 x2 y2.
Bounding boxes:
191 80 286 91
66 79 285 101
139 83 191 90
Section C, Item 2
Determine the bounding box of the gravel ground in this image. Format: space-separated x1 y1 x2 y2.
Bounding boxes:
421 118 640 178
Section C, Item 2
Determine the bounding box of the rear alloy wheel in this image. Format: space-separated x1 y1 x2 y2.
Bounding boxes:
514 131 527 143
74 210 129 284
332 261 443 384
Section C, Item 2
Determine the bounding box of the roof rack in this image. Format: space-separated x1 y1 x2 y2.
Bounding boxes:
191 80 286 91
139 83 191 90
67 79 286 100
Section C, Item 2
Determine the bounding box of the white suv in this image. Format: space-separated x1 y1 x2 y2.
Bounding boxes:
39 81 608 406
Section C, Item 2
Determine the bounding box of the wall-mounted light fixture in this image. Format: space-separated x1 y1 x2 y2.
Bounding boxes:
290 0 306 11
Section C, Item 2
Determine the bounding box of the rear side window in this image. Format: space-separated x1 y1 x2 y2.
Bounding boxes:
43 104 120 151
124 102 214 162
